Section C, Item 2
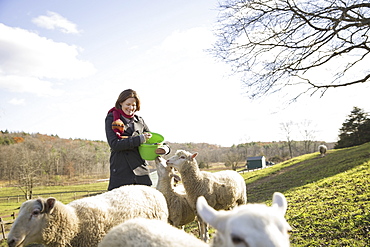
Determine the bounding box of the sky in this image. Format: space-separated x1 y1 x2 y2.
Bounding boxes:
0 0 369 147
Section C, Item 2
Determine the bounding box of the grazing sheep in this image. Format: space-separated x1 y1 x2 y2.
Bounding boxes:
319 144 327 157
166 150 247 242
7 185 168 247
155 157 196 228
98 218 208 247
197 192 291 247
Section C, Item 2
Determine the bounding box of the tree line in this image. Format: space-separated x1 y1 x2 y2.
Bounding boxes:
0 131 330 192
1 105 368 199
0 132 110 199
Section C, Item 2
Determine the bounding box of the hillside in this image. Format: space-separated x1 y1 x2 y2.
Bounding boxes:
241 142 370 246
1 131 368 246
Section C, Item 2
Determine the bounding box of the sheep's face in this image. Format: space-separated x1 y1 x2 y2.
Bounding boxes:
7 198 56 247
197 193 291 247
155 157 170 178
166 150 198 171
216 206 291 247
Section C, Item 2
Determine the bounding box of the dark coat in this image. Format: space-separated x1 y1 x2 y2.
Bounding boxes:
105 112 152 190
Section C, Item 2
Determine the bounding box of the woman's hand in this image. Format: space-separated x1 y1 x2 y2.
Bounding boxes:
143 132 152 142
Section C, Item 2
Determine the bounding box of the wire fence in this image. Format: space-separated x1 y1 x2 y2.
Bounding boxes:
0 190 106 241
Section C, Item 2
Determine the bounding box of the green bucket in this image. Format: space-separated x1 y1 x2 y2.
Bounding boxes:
139 132 164 160
146 132 164 144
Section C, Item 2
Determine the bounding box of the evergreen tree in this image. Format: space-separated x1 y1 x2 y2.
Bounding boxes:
357 119 370 145
335 107 370 149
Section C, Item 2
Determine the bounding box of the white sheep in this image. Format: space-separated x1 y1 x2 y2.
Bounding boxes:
155 157 196 228
7 185 168 247
99 193 290 247
166 150 247 242
318 144 327 157
98 217 208 247
197 192 292 247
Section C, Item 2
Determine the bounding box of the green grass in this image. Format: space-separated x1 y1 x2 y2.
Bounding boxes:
240 142 370 246
0 181 109 246
1 143 369 246
0 182 108 216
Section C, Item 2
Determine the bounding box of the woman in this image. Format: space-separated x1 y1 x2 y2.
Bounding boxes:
105 89 153 190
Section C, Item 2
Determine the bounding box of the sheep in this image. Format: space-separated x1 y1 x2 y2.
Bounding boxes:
7 185 169 247
166 150 247 242
155 157 196 228
319 144 327 157
98 217 208 247
99 193 290 247
196 192 292 247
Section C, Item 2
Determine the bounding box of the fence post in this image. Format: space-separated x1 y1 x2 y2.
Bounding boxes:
0 217 5 240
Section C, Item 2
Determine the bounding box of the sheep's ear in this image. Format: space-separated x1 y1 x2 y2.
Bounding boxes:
157 156 166 164
171 173 182 182
197 196 216 223
197 196 222 230
44 198 57 214
36 199 45 213
272 192 287 216
191 152 198 160
158 157 167 167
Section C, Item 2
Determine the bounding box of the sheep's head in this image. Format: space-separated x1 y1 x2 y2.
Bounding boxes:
166 150 198 171
155 157 182 187
7 197 57 247
197 192 291 247
155 157 170 179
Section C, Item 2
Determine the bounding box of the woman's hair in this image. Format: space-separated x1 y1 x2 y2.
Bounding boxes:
115 89 141 111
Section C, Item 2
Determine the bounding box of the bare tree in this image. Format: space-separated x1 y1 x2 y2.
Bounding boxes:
299 119 317 153
16 145 44 200
225 145 244 170
213 0 370 99
280 121 295 158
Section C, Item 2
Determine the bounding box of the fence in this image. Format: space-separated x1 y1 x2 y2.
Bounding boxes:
0 213 16 240
0 190 105 241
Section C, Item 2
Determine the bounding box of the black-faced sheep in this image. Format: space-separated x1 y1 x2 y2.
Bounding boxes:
98 218 208 247
155 157 196 228
7 185 168 247
166 150 247 242
319 144 327 157
197 192 292 247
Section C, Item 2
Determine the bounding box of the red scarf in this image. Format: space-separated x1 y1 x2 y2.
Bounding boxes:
108 107 134 139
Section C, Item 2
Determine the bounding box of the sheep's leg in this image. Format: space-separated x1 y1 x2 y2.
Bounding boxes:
197 215 210 242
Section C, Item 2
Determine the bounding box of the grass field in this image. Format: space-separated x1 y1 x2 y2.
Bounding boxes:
1 142 369 246
241 142 370 246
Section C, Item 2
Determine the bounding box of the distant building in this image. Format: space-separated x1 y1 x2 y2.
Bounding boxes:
246 156 266 170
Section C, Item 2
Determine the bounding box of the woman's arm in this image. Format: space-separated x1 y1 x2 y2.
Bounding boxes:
105 114 142 151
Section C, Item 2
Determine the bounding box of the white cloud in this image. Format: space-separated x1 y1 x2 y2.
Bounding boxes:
9 98 25 105
0 75 63 96
159 27 215 54
0 23 96 96
32 11 81 34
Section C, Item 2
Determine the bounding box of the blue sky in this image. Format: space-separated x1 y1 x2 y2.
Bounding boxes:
0 0 369 147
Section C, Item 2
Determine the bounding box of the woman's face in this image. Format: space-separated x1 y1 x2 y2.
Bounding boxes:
120 97 137 115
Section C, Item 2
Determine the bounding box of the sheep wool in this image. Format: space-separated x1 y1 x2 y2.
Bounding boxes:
197 192 292 247
319 144 327 157
167 150 247 242
98 218 208 247
7 185 168 247
155 157 195 228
